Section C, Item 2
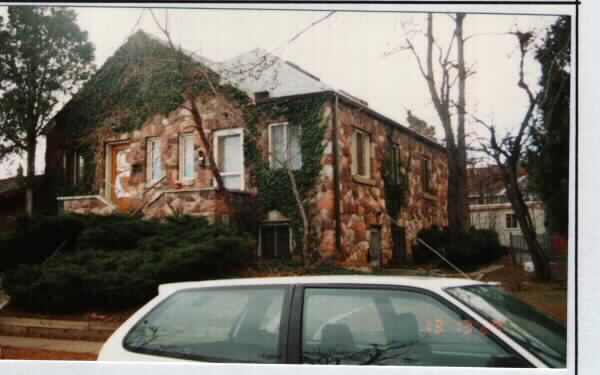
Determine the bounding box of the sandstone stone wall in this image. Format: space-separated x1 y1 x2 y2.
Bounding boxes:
56 90 448 268
143 189 251 224
325 100 448 266
61 196 115 215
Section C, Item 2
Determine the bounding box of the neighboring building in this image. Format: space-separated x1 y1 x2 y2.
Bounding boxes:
46 31 448 267
467 166 545 247
0 175 54 232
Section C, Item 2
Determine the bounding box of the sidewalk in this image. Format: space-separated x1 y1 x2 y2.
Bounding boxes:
0 335 103 354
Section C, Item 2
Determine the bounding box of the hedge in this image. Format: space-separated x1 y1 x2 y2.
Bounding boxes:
1 214 255 313
413 225 506 268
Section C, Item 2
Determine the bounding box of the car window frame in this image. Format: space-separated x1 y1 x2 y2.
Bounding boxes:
287 283 534 368
121 285 293 363
442 285 564 368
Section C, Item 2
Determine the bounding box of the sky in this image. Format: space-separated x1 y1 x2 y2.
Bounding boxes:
0 4 565 178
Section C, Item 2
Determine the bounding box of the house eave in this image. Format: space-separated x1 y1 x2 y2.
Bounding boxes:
258 90 447 153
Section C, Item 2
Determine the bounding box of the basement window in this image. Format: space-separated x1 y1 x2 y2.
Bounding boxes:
260 223 291 259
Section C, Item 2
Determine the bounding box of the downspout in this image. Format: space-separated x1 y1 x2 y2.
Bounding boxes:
332 93 342 256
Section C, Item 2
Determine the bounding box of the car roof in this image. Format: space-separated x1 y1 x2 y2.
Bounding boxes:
158 275 491 295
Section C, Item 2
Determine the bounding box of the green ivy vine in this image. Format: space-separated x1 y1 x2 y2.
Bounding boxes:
382 129 410 220
55 31 249 194
243 94 329 255
55 30 329 249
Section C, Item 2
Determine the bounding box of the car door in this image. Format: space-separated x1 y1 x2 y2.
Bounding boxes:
288 284 533 368
116 285 293 363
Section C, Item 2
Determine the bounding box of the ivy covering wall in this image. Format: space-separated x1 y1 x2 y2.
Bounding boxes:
382 129 410 220
53 31 330 255
243 94 329 254
53 31 248 194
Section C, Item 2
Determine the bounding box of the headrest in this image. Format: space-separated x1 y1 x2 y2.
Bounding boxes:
389 312 419 345
320 323 355 352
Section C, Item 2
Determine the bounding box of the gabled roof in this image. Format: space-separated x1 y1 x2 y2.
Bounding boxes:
467 166 527 196
52 31 445 151
208 48 332 99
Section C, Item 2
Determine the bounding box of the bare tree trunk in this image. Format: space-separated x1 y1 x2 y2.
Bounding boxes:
185 93 225 192
286 167 310 267
501 165 551 280
455 13 468 233
422 13 469 244
25 139 36 216
150 10 226 193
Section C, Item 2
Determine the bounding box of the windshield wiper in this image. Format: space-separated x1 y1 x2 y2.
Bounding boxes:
510 333 565 364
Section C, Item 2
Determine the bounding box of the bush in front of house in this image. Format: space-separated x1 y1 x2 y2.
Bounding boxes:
412 225 505 268
0 214 87 272
2 215 255 313
412 225 448 265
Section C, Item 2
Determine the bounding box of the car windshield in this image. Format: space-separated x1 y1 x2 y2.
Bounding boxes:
445 285 566 368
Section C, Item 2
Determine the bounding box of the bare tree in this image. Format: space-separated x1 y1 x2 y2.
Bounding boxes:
263 126 313 266
149 9 226 191
149 10 333 267
401 13 470 247
474 31 551 281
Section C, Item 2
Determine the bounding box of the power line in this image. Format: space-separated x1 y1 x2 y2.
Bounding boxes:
218 11 337 80
127 8 146 38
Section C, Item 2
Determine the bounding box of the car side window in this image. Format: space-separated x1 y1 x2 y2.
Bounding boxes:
124 287 286 363
301 287 527 367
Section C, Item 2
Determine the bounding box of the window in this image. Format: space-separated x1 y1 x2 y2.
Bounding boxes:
179 133 195 181
368 227 381 266
123 287 287 363
506 213 518 229
352 129 371 178
63 151 85 185
269 122 302 170
422 156 432 193
302 288 521 367
214 128 244 190
146 137 162 183
77 154 85 183
391 144 402 184
261 223 291 259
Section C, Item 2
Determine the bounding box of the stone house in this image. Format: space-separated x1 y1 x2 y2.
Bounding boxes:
46 31 448 267
467 166 546 248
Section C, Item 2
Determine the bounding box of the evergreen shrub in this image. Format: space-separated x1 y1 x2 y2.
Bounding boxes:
413 225 505 268
1 215 255 313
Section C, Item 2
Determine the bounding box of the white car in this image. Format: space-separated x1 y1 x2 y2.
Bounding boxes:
98 275 566 368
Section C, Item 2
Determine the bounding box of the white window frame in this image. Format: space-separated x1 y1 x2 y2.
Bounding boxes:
146 137 162 184
268 122 302 170
391 144 402 184
76 153 85 184
351 128 371 178
506 213 518 229
213 128 245 190
178 133 195 182
422 156 433 193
